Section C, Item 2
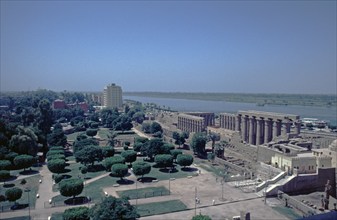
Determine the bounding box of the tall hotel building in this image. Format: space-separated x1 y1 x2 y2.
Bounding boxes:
103 83 123 109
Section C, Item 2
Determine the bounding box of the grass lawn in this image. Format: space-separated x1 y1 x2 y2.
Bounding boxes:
117 186 169 199
66 131 84 142
52 174 120 204
0 174 40 210
272 206 302 219
136 200 187 217
2 217 30 220
51 212 63 220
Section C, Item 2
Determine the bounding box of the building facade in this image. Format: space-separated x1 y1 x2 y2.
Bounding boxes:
103 83 123 109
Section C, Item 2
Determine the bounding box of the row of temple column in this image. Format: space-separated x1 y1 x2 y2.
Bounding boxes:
177 116 204 133
221 114 301 145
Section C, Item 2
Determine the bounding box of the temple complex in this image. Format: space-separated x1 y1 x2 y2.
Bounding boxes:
220 110 301 145
177 112 215 133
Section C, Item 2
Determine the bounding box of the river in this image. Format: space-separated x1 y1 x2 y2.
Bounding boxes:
124 96 337 126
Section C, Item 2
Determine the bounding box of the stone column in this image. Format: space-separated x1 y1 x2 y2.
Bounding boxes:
264 120 270 143
295 121 301 134
272 120 278 139
282 122 288 136
235 115 241 131
242 116 248 142
256 118 262 145
230 116 233 130
277 121 282 136
249 117 255 144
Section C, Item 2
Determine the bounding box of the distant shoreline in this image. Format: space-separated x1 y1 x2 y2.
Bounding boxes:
124 92 337 108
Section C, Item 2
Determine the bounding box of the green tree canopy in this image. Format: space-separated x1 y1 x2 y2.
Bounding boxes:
170 149 183 162
0 160 12 170
9 126 38 156
63 206 90 220
86 129 98 138
74 145 103 166
132 161 151 179
191 133 207 156
121 150 137 165
111 163 128 180
154 154 173 169
5 187 22 203
47 159 66 174
13 154 35 171
90 196 139 220
73 138 99 153
102 146 115 158
59 179 84 199
0 170 10 183
177 154 194 168
103 156 125 171
48 123 67 147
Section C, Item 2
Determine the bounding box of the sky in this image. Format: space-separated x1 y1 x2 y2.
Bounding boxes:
0 0 336 94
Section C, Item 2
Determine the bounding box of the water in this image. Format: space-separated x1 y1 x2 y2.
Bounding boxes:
124 96 337 126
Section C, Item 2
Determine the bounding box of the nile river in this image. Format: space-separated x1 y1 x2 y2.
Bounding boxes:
124 96 337 126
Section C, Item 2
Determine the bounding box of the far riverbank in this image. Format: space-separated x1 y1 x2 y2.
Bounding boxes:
124 95 337 126
124 92 336 108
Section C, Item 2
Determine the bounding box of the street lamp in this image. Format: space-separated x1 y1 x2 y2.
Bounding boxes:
24 188 31 220
135 179 138 208
194 187 197 216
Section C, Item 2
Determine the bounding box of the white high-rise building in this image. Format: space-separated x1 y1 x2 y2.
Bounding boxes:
103 83 123 109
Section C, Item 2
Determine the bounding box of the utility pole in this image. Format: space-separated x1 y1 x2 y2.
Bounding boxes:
25 188 31 220
194 187 197 216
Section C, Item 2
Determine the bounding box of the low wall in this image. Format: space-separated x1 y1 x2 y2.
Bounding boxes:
278 191 319 216
266 168 336 197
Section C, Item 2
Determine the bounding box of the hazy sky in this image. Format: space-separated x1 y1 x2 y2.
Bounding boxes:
1 0 336 94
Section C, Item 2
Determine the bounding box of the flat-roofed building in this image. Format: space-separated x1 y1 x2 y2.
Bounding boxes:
103 83 123 109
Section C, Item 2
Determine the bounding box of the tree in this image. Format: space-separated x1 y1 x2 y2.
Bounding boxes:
74 146 103 167
121 150 137 165
170 149 183 162
132 161 151 180
86 129 98 138
154 154 173 169
73 138 99 153
63 207 90 220
141 138 164 160
113 114 133 131
190 133 207 156
48 123 67 147
208 132 220 152
9 126 38 156
132 111 145 124
0 170 10 184
192 214 212 220
37 99 54 155
0 160 12 170
5 187 22 204
103 156 125 171
111 164 128 181
142 123 151 133
90 196 139 220
172 131 188 147
13 154 35 171
59 179 84 199
102 146 115 158
47 159 66 174
107 131 118 147
177 154 194 168
150 122 162 134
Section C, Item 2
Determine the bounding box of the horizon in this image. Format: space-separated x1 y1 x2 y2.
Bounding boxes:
1 1 336 94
